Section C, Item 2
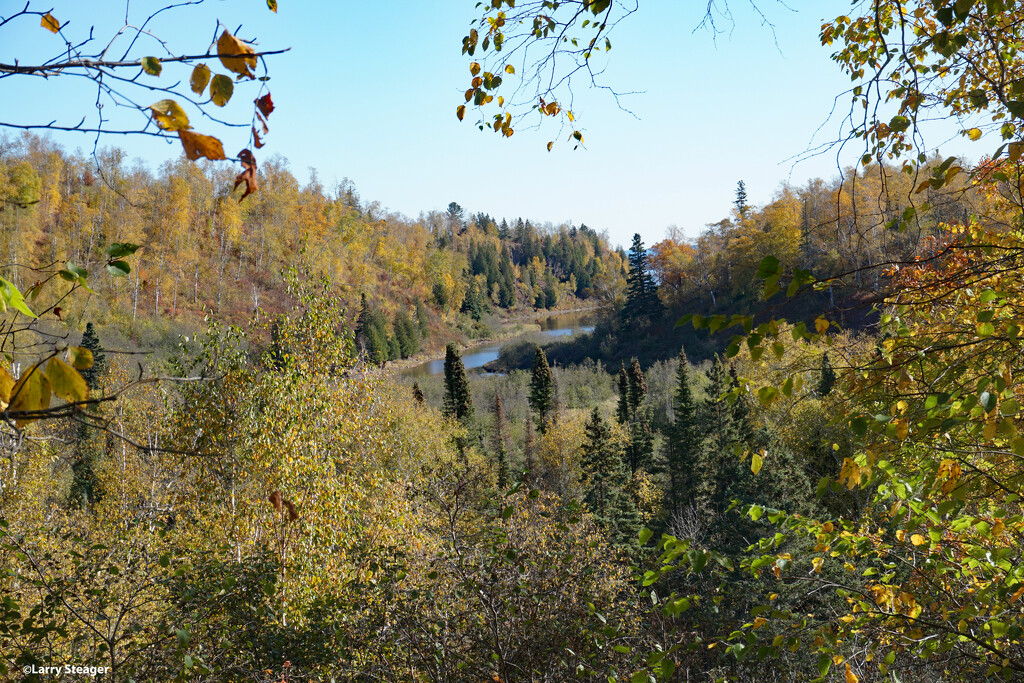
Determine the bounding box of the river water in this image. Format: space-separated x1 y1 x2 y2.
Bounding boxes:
402 311 595 378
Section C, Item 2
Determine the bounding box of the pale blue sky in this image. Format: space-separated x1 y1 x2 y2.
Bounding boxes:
2 1 977 248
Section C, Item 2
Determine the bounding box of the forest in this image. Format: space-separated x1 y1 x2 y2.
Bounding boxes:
6 0 1024 682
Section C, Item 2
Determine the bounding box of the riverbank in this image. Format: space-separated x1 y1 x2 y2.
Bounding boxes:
386 306 603 378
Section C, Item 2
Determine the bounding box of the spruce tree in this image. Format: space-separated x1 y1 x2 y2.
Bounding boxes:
492 391 509 489
442 343 473 422
622 358 654 473
616 366 629 424
734 180 749 218
79 322 106 389
529 346 555 433
817 351 837 397
663 348 702 511
580 408 639 547
623 233 662 323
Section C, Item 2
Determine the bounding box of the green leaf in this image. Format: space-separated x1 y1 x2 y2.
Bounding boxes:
210 74 234 107
106 261 131 277
889 115 911 132
751 451 763 475
749 504 764 521
141 57 161 76
107 242 140 258
756 255 780 278
638 527 653 544
818 652 831 677
980 391 997 412
267 0 278 11
501 505 513 519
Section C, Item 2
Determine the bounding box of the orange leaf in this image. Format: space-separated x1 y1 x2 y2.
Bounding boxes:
178 130 226 161
457 105 466 121
41 12 59 33
217 29 257 79
252 127 264 149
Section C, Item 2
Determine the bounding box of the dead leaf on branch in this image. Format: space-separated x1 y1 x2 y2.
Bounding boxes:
255 92 275 118
178 130 227 161
234 148 258 202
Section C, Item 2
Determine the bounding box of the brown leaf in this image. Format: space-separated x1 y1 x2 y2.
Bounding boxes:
284 499 299 521
178 130 227 161
41 12 59 33
269 490 282 511
255 93 275 118
256 112 269 134
234 149 258 202
217 30 257 80
252 127 264 149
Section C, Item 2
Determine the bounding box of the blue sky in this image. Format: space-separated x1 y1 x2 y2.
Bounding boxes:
2 1 977 249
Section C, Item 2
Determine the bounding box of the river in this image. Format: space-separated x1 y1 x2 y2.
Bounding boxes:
401 310 596 378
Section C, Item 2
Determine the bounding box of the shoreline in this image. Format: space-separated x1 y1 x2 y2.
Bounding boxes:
383 304 604 376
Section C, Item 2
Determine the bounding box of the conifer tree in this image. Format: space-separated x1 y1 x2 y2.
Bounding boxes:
412 382 425 405
442 343 473 422
620 358 654 473
623 233 662 323
529 346 555 433
616 366 629 425
492 391 509 489
580 408 639 547
79 322 106 389
627 358 647 413
817 351 836 397
663 348 702 511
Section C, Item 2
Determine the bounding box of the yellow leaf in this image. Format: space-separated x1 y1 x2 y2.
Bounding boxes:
190 64 211 95
0 365 13 408
751 617 767 629
815 316 830 334
546 141 554 152
845 663 859 683
504 63 515 74
910 534 926 546
41 12 59 33
149 99 191 131
9 364 51 424
217 29 257 79
67 346 93 370
1009 142 1023 162
470 62 481 76
967 127 982 141
457 105 466 121
178 130 226 161
895 418 908 440
45 357 89 404
812 557 824 573
751 450 764 475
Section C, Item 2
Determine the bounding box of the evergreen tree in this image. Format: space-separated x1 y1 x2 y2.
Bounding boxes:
662 348 703 512
393 309 419 358
356 293 389 364
580 408 639 546
616 366 629 425
442 343 473 422
734 180 749 218
492 391 509 489
620 358 654 474
415 300 430 338
412 382 425 405
79 322 106 389
622 233 662 323
817 351 836 397
529 346 555 433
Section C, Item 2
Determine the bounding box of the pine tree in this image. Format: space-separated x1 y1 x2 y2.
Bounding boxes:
623 233 662 323
529 346 555 433
817 351 836 397
663 348 702 512
412 382 425 405
734 180 749 218
79 322 106 389
492 391 509 489
616 366 629 425
442 343 473 422
581 408 641 547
